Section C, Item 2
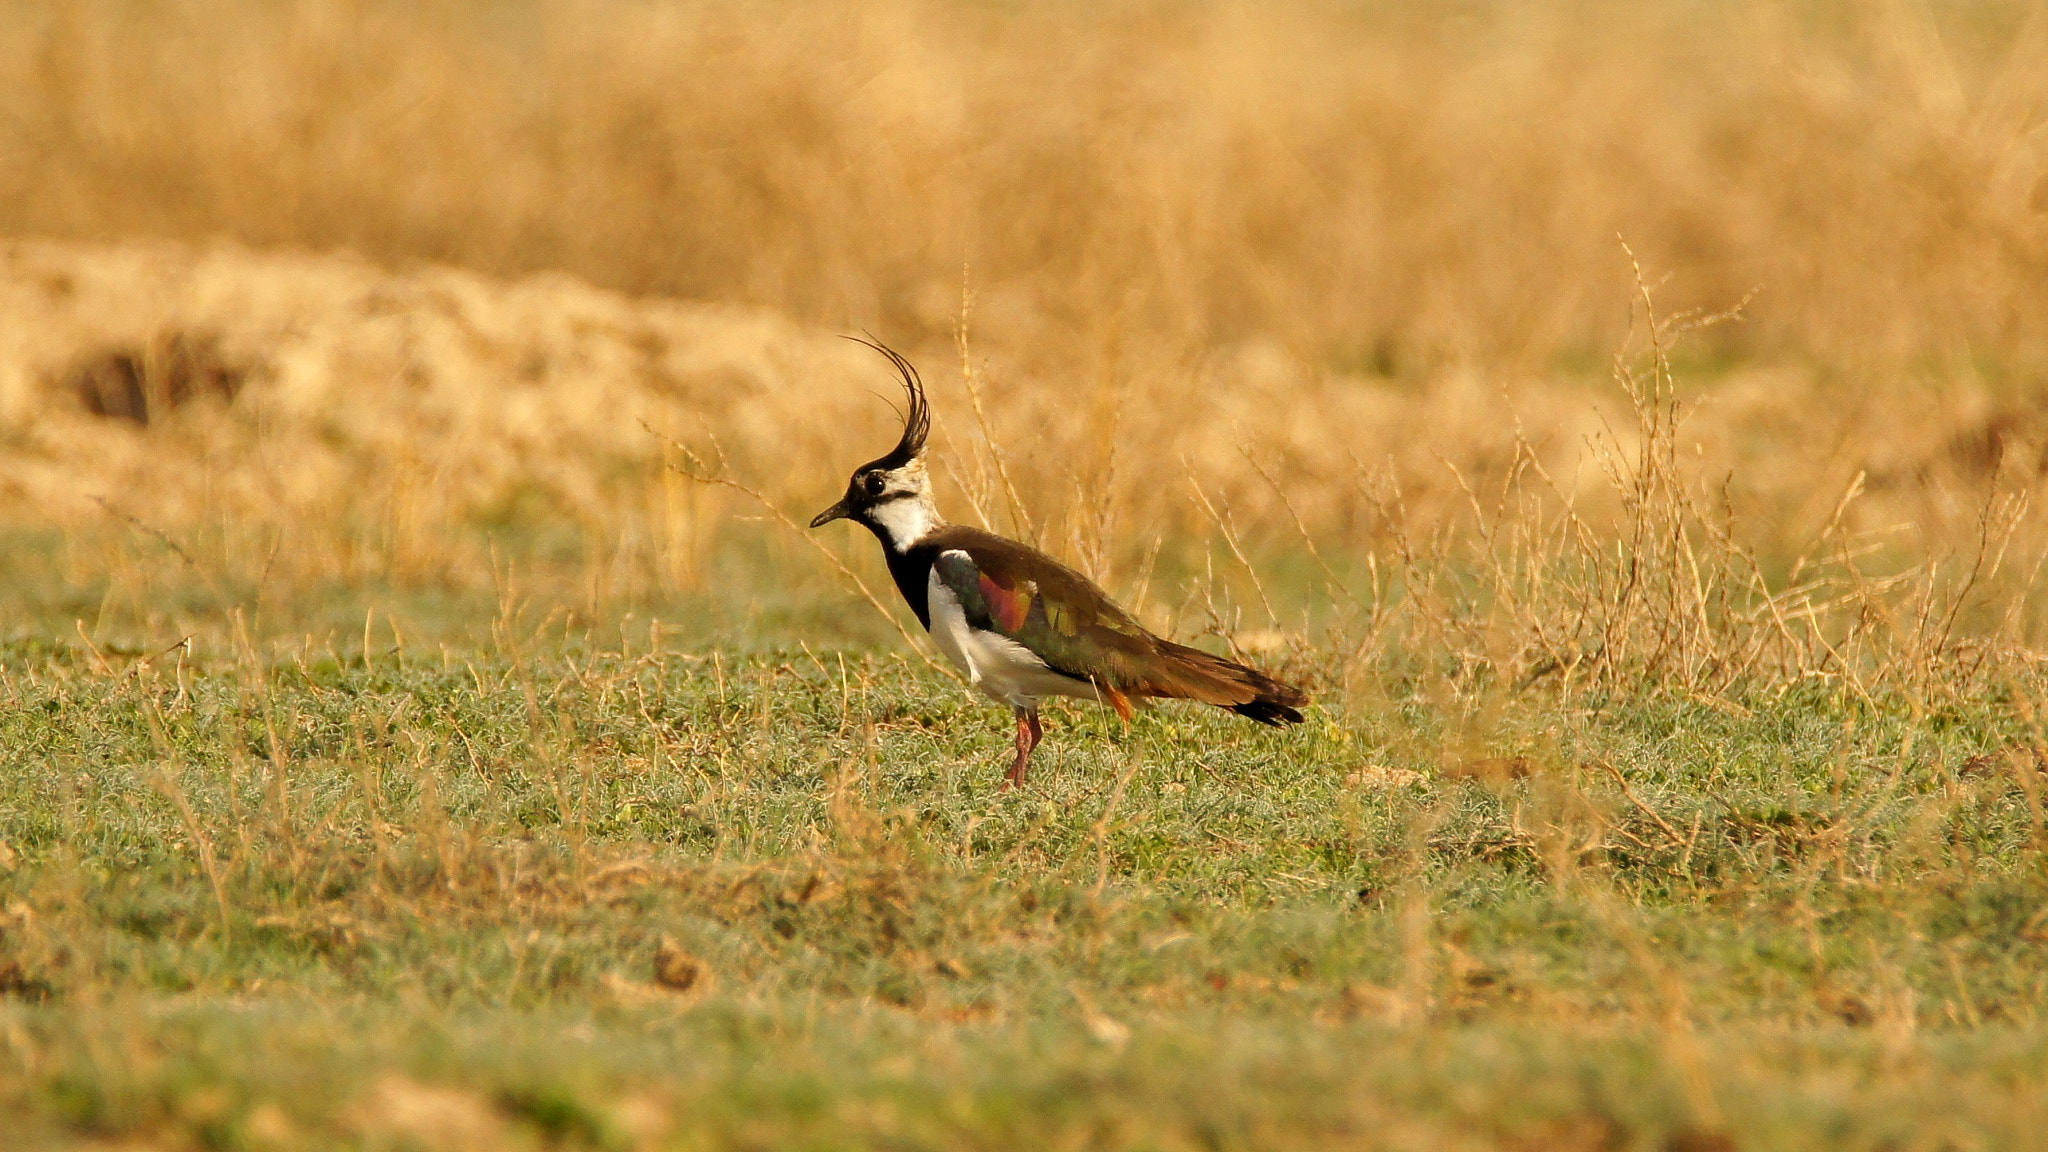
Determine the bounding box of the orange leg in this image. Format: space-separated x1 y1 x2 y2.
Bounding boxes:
1005 707 1044 789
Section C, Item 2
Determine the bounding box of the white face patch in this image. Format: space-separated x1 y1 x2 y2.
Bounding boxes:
858 458 942 551
865 492 940 551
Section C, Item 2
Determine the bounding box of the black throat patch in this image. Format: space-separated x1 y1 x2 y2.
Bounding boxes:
881 541 940 630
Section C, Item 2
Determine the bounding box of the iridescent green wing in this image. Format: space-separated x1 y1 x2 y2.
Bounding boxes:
930 532 1161 690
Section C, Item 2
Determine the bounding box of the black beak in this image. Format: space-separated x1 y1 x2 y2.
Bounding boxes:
809 498 852 529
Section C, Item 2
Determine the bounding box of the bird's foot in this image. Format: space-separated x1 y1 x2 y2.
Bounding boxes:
1004 707 1042 790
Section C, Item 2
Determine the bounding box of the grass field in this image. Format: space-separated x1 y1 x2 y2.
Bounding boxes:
4 0 2048 1148
4 633 2048 1150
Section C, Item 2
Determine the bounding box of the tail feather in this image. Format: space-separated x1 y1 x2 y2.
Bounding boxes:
1142 639 1308 727
1230 696 1305 727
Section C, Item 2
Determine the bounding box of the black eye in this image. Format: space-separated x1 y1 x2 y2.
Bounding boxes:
862 473 887 497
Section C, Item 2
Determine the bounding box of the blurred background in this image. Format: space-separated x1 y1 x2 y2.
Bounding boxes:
1 0 2045 658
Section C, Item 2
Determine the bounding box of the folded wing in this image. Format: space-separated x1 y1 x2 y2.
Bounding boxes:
928 529 1307 726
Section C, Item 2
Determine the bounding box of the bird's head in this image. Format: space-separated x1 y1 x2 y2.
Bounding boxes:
809 338 939 549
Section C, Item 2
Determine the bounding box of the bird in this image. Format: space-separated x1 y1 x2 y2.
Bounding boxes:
809 338 1308 788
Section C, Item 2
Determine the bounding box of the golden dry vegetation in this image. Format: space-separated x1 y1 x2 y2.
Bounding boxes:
0 0 2045 652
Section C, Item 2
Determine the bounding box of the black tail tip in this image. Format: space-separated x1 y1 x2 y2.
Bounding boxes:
1231 698 1306 727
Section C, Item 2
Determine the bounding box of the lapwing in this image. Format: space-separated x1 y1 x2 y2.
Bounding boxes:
810 339 1308 788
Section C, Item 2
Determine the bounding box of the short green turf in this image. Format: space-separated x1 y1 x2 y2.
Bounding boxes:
3 597 2046 1150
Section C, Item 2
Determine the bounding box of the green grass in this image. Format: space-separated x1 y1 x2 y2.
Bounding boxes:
3 603 2047 1150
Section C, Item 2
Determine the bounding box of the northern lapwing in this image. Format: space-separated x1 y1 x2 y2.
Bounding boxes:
810 339 1308 788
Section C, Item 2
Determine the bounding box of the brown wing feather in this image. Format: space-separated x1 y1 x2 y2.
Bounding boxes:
927 526 1308 726
1145 638 1308 726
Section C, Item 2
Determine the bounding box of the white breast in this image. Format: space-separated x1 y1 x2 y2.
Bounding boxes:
926 561 1097 709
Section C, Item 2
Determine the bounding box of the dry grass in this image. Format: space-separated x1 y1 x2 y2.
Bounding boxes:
0 236 2038 703
0 1 2044 663
8 0 2048 369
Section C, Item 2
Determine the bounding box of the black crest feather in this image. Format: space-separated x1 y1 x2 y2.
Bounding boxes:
844 334 929 469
